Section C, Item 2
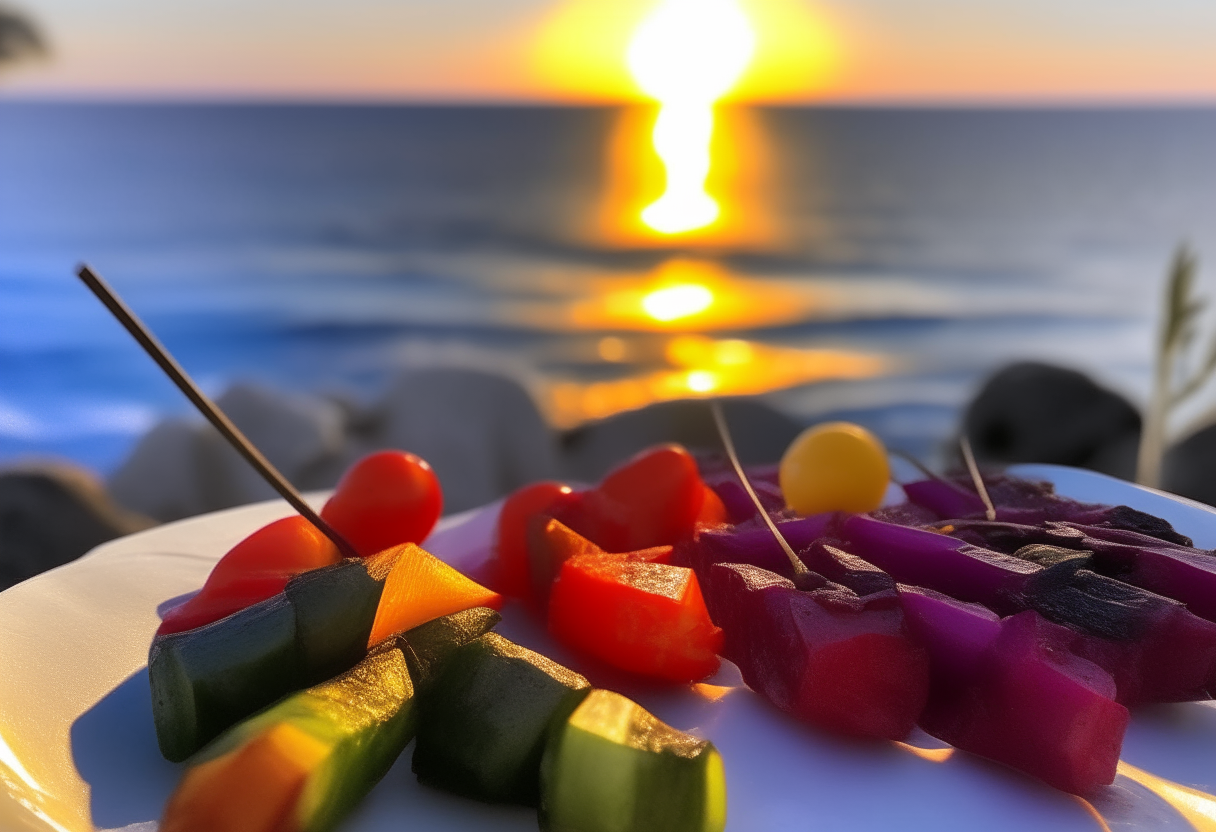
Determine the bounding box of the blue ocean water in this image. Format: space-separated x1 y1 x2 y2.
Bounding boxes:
3 103 1216 473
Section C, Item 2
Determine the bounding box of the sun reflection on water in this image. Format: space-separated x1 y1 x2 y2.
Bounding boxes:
541 334 888 429
570 259 811 331
642 283 714 322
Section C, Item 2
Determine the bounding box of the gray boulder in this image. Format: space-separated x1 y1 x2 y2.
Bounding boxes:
0 463 154 589
372 369 560 514
109 382 348 521
200 383 347 508
107 418 209 522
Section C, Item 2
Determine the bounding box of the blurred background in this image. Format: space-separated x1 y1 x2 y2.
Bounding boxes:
3 0 1216 583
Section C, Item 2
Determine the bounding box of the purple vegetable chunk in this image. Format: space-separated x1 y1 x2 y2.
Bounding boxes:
903 474 1192 547
708 478 787 524
1060 525 1216 623
703 562 929 740
842 514 1216 705
800 540 898 597
677 513 837 580
840 515 1038 609
898 585 1001 687
901 585 1128 795
902 479 990 520
932 520 1087 554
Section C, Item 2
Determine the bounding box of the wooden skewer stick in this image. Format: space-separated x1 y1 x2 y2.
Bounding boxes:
76 263 359 559
889 448 947 486
709 401 808 575
959 435 997 522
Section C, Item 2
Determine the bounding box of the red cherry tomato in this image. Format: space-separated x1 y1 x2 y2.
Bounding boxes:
157 515 341 635
321 450 444 557
493 480 577 602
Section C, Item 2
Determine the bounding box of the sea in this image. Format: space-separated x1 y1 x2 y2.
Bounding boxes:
3 102 1216 474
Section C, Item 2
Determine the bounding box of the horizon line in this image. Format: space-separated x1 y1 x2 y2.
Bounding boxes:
4 90 1216 110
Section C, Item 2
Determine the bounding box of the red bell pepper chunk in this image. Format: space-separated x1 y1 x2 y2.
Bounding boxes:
157 515 343 636
554 444 708 553
696 485 729 529
548 553 723 683
526 517 673 609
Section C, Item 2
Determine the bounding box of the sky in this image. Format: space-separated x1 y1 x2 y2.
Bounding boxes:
2 0 1216 104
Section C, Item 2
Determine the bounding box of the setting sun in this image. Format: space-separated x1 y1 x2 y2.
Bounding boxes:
627 0 755 234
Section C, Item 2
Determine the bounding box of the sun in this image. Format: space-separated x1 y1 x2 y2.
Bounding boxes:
626 0 754 235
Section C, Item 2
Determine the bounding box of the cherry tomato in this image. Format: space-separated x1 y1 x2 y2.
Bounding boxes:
779 422 890 515
321 450 443 557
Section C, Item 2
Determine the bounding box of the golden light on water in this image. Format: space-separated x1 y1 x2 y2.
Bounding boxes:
597 105 775 247
542 335 889 429
627 0 755 235
526 1 861 423
569 259 813 331
642 283 715 322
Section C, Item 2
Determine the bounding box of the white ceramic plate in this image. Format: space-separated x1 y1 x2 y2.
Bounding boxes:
1 464 1214 832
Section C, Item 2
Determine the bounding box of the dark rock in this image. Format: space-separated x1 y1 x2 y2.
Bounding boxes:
559 398 803 483
0 463 155 589
963 362 1141 479
1163 425 1216 508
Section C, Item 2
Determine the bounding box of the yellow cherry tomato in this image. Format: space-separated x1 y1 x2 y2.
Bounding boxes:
779 422 890 515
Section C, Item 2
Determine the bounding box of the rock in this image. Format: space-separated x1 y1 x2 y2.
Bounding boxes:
201 383 347 508
962 363 1141 479
0 462 154 589
372 369 560 514
109 383 349 522
559 398 803 483
1163 425 1216 508
108 419 210 522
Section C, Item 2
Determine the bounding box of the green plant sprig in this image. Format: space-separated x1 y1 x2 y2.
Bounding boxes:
1136 246 1216 487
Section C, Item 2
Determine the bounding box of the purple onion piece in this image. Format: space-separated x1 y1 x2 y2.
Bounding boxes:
902 479 988 520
